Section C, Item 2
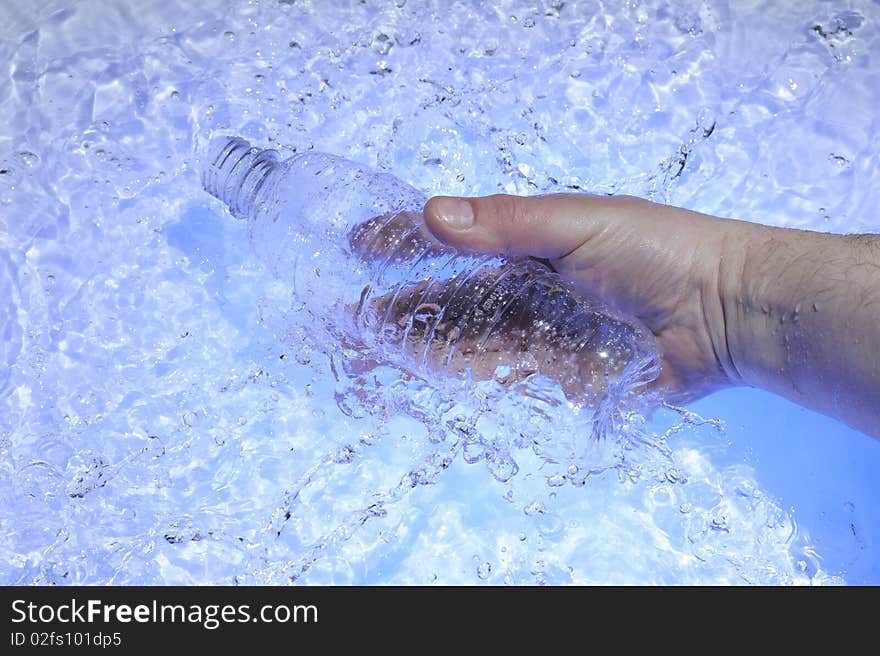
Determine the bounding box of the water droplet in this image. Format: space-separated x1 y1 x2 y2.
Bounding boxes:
373 32 393 56
146 435 165 459
462 440 483 464
486 453 518 482
18 151 39 168
710 516 729 532
524 500 546 516
477 561 492 580
493 364 513 383
537 514 564 537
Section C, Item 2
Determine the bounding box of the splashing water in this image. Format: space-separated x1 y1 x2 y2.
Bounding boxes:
3 0 876 584
201 136 663 442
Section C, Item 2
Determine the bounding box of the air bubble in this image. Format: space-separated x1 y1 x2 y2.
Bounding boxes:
18 151 39 168
524 500 546 516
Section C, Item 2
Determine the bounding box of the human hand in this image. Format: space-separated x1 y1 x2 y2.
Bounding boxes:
423 193 742 403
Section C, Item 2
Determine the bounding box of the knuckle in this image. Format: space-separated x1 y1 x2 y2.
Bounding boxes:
487 194 528 251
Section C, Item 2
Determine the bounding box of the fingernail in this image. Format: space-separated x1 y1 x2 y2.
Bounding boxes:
434 198 474 229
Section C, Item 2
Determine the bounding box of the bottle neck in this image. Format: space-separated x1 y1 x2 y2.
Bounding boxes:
202 136 281 219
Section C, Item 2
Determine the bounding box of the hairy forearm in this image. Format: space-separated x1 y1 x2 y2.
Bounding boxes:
718 221 880 438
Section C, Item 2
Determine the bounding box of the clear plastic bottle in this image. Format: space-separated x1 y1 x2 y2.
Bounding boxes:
201 136 661 421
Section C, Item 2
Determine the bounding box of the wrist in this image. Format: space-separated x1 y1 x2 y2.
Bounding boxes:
716 220 795 393
712 220 879 437
689 215 755 391
718 222 843 400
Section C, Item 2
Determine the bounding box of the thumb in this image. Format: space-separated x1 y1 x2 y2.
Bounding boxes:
423 193 602 260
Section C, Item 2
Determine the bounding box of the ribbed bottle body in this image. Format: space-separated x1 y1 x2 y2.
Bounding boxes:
202 136 661 413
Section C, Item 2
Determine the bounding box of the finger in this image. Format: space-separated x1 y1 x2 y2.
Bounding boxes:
423 193 604 260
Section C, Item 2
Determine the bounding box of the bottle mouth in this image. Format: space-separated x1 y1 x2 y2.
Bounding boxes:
201 136 279 219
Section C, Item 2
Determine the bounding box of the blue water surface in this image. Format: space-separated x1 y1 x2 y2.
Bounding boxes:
1 0 878 584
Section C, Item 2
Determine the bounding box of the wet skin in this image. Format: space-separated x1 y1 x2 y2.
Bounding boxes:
346 210 653 406
422 193 880 439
